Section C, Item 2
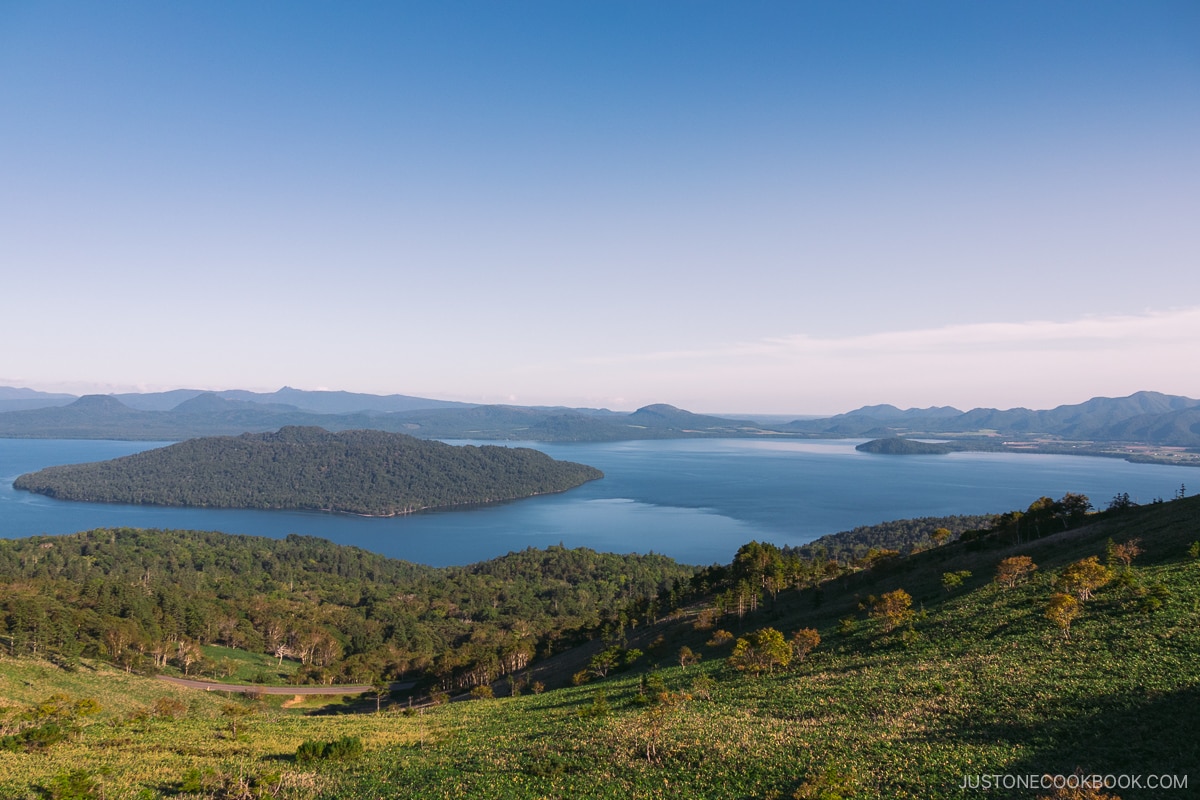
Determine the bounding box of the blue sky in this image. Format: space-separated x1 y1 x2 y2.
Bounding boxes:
1 1 1197 413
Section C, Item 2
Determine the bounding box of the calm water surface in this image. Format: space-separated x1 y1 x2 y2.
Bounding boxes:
0 438 1192 566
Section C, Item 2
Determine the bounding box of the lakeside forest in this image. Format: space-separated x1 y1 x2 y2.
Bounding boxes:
2 490 1197 798
12 427 603 516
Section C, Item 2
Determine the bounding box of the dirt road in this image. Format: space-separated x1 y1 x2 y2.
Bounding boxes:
157 676 415 695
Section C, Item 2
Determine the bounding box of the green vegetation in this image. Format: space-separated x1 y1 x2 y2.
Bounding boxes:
13 426 603 515
0 529 693 693
786 513 995 562
855 436 953 455
1 495 1198 798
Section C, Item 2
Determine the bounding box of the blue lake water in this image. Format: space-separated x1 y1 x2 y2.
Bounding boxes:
0 438 1193 566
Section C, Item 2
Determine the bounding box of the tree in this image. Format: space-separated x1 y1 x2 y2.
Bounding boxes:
1105 538 1142 568
175 639 202 676
870 589 914 632
677 646 700 670
995 556 1037 589
221 703 254 741
1107 492 1136 512
942 570 971 593
930 527 953 547
588 646 622 679
1055 493 1092 528
790 628 821 662
371 678 390 713
1045 593 1080 640
728 628 791 675
1056 556 1113 601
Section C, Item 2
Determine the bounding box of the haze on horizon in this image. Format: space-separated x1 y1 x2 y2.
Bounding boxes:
2 2 1197 416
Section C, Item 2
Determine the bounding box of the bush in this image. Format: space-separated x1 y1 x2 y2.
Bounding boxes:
706 630 734 648
152 697 186 720
296 735 363 764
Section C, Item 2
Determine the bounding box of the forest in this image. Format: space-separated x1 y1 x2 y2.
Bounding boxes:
0 495 1094 693
0 529 693 691
12 426 603 515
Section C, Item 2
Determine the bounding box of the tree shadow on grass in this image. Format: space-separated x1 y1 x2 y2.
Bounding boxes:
933 683 1199 799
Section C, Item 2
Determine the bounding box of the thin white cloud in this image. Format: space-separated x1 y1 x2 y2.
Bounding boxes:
565 307 1200 411
585 307 1200 366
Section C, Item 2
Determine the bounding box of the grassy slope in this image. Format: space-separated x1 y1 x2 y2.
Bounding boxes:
2 497 1199 799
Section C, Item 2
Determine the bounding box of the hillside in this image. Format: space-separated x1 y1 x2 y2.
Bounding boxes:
12 426 603 515
1 497 1197 798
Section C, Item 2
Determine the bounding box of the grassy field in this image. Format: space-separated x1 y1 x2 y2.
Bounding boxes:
193 644 302 685
2 496 1199 799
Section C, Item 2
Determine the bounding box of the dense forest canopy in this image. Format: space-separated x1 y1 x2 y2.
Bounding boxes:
0 528 694 689
12 426 603 515
0 495 1102 692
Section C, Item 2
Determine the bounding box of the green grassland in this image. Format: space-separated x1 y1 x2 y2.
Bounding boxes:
3 497 1199 799
193 644 301 684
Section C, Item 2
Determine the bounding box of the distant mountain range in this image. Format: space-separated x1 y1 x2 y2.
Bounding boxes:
0 386 472 414
0 391 771 442
0 387 1198 448
779 390 1200 446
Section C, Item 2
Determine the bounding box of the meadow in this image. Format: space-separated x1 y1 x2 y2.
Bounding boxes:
2 496 1198 799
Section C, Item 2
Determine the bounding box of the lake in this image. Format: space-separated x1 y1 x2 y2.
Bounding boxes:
0 437 1193 566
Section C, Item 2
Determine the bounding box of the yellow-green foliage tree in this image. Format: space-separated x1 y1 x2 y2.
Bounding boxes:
995 556 1037 589
1056 556 1113 601
790 628 821 662
1045 593 1081 640
728 628 791 675
870 589 914 632
942 570 971 593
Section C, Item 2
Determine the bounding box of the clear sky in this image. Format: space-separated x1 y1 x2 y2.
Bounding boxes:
1 1 1197 414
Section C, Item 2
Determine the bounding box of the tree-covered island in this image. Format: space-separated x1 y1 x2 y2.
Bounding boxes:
12 426 604 515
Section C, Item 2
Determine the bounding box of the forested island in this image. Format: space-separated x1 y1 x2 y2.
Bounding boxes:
12 426 604 515
855 437 952 455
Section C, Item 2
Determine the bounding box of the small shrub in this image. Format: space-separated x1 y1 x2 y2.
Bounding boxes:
530 681 545 695
690 674 717 700
577 690 610 719
678 646 701 670
152 697 186 720
296 735 363 763
706 630 734 648
469 685 494 700
793 764 860 799
44 768 106 800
